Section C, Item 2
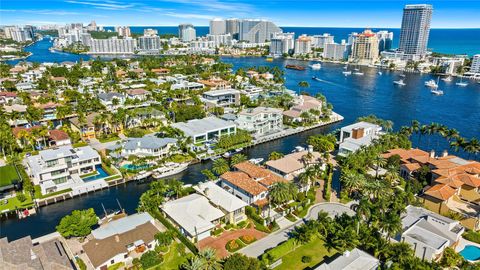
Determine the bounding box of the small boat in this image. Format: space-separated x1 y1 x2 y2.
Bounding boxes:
292 146 305 153
312 76 322 82
285 64 306 71
441 76 452 82
353 72 364 76
249 158 264 165
354 68 360 71
309 63 321 70
431 89 444 95
425 79 438 88
342 71 352 75
399 74 406 78
343 65 348 70
134 170 152 181
456 78 468 87
223 151 232 158
393 79 406 86
266 56 273 62
378 71 382 75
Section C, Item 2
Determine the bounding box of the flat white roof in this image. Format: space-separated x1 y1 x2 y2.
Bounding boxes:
203 89 240 96
162 194 224 235
194 181 247 213
340 121 381 132
91 212 153 240
315 248 379 270
171 116 235 137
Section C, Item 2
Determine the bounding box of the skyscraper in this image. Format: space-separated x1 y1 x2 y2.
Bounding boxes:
376 31 393 52
350 29 379 65
294 35 312 55
179 24 196 42
238 20 282 43
225 18 240 38
269 32 294 56
471 55 480 74
399 4 433 60
209 19 226 35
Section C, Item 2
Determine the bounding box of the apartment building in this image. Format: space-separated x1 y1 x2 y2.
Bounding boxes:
235 107 283 137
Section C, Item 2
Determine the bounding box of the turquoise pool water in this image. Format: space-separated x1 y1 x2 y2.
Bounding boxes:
460 245 480 261
121 164 151 171
82 166 109 182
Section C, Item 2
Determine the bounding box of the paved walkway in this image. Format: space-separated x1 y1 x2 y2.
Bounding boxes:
199 227 267 258
238 202 355 258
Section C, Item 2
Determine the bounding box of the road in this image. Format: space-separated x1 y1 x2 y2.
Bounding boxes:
238 202 355 258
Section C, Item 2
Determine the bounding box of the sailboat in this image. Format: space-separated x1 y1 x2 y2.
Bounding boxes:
456 77 468 87
431 77 444 95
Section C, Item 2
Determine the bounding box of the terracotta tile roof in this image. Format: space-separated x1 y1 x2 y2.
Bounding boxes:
127 88 148 95
403 163 421 172
48 130 70 141
265 150 322 175
381 148 429 162
434 176 464 189
220 171 267 196
0 92 17 97
424 184 457 201
234 161 285 187
253 198 269 207
151 68 170 73
35 102 59 110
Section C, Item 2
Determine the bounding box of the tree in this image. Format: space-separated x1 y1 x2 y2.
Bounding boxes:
155 231 174 247
230 154 247 167
212 158 229 175
269 182 297 207
268 151 284 161
168 178 184 199
307 134 336 153
201 169 217 181
140 250 162 269
440 247 463 268
182 256 204 270
298 81 310 94
56 208 98 238
198 248 222 270
223 253 260 270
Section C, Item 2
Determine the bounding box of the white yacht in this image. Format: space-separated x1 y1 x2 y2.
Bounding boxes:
353 71 364 76
456 78 468 87
342 71 352 76
378 71 382 75
248 158 264 165
425 79 438 88
309 63 321 70
393 79 406 86
441 76 452 82
430 77 444 95
152 162 189 179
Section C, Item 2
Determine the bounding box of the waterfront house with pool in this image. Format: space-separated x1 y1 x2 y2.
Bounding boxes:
119 136 177 159
282 95 323 124
24 145 105 195
395 205 464 262
172 116 236 144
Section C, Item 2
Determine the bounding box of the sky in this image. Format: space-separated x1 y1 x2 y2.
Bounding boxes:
1 0 479 28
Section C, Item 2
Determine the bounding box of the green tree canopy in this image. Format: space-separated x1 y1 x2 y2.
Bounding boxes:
56 208 98 238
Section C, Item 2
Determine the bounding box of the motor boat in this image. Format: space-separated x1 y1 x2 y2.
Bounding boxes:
393 79 406 86
431 89 444 95
441 76 452 82
309 63 321 70
456 78 468 87
248 158 264 165
425 79 438 88
312 76 322 82
152 162 189 179
342 71 352 76
353 71 364 76
378 71 382 75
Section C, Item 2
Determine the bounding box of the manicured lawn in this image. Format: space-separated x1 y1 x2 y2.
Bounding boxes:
263 237 336 270
0 192 34 212
34 185 72 199
155 242 189 270
98 135 120 143
0 165 19 188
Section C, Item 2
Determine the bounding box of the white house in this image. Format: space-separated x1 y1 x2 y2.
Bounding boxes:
83 213 161 270
338 121 383 156
126 88 149 101
172 116 236 144
265 147 324 181
121 136 177 158
396 205 464 262
162 194 225 241
201 89 241 108
194 181 248 225
25 145 101 194
235 107 283 138
315 248 379 270
171 81 204 91
97 92 125 110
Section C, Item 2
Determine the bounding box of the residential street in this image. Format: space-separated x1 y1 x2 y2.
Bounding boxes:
238 202 355 258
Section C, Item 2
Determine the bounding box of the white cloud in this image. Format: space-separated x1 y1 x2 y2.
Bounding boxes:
65 0 135 10
162 12 215 20
158 0 254 12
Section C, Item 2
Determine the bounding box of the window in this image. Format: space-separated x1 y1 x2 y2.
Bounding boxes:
53 177 68 185
46 160 58 167
124 254 128 259
110 259 114 264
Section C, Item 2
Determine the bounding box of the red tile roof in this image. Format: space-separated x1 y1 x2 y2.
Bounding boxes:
220 171 267 196
424 184 457 201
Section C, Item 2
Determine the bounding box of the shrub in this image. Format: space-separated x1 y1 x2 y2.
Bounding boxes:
302 255 312 263
463 230 480 244
240 235 256 244
140 250 163 268
225 223 235 230
237 220 247 228
176 243 187 257
212 227 224 236
16 193 27 202
76 257 87 270
296 192 306 202
246 206 264 225
226 239 239 252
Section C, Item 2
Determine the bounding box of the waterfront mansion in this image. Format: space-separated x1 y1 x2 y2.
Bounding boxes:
25 145 101 194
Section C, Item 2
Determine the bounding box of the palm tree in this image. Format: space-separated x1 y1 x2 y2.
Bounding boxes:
340 170 365 195
298 81 310 94
465 138 480 160
269 182 297 207
373 156 387 180
182 256 204 270
212 158 229 175
168 179 184 199
230 154 247 167
450 137 466 152
268 151 284 161
197 248 222 270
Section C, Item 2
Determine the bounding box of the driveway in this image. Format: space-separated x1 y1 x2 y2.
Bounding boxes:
199 227 267 258
238 202 355 258
89 138 122 151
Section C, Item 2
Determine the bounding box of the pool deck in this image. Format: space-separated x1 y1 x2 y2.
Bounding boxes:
456 237 480 252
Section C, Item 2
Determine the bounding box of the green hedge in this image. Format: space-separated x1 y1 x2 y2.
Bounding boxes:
150 209 198 254
34 185 72 199
463 230 480 244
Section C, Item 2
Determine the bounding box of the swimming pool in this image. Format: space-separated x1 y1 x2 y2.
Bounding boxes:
82 166 109 182
121 164 151 171
460 245 480 261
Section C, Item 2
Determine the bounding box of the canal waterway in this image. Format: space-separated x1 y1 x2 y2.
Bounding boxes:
1 38 479 241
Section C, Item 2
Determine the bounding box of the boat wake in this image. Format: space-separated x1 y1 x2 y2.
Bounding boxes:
312 76 349 89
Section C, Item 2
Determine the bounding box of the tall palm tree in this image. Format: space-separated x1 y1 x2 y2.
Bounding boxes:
465 138 480 160
212 158 229 175
269 182 297 207
340 170 365 195
168 179 184 199
379 213 402 242
198 248 222 270
450 137 466 152
298 81 310 94
373 156 387 180
230 154 247 167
